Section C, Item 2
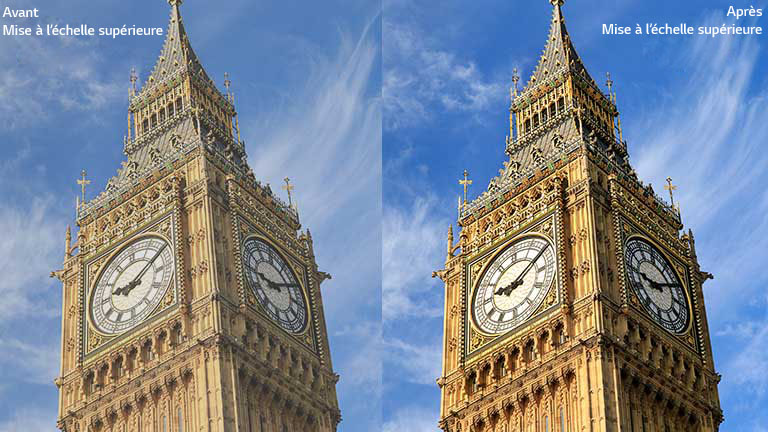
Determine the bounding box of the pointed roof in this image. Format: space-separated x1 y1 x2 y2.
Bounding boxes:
522 1 596 93
131 0 217 107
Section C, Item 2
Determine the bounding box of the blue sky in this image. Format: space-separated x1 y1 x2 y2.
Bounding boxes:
383 0 768 431
0 1 380 431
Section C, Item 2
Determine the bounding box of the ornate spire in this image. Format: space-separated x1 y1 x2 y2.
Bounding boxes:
522 0 595 94
133 0 213 101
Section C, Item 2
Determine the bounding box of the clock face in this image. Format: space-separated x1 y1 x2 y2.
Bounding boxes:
241 238 308 334
624 237 689 334
90 236 175 335
472 236 557 334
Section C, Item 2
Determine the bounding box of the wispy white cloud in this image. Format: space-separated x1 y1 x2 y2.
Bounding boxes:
383 406 439 432
0 199 62 322
383 16 507 130
239 14 383 328
0 149 64 323
243 17 380 230
0 406 57 432
382 196 447 321
0 338 59 387
335 322 382 394
0 31 123 130
0 150 66 427
383 336 442 386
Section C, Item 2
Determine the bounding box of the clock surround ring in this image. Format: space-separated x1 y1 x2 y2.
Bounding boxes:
470 232 557 336
623 234 692 335
87 232 176 337
240 234 310 335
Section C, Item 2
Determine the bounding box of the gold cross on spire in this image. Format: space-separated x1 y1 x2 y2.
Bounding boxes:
130 67 137 97
77 170 91 204
511 68 520 100
459 170 472 205
282 177 295 207
664 177 677 207
224 72 232 103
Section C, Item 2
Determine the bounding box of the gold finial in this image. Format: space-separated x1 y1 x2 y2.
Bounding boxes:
224 72 232 103
282 177 295 207
605 72 614 102
232 92 242 143
664 177 677 207
130 67 137 97
65 225 72 258
459 170 472 205
511 68 520 100
550 0 565 6
168 0 183 6
77 170 91 205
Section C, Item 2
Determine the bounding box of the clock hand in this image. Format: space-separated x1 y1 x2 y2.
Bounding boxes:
113 280 140 296
498 243 549 297
116 243 168 297
256 271 283 293
654 282 681 288
495 280 523 296
638 271 664 292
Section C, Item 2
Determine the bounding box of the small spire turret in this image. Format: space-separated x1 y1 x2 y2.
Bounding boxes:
224 72 232 103
65 225 72 258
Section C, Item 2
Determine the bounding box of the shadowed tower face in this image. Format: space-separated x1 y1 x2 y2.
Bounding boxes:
436 2 722 431
54 1 341 431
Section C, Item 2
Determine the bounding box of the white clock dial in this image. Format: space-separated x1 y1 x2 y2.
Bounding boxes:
90 236 175 335
624 237 689 334
472 236 557 334
241 238 308 334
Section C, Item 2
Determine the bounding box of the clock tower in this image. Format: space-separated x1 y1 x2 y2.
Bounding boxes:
436 2 723 431
54 1 341 431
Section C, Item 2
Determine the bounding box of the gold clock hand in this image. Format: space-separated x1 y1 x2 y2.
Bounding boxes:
498 243 549 297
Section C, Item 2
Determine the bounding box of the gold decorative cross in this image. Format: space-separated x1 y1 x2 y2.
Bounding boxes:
664 177 677 207
77 170 91 204
282 177 294 207
511 68 520 99
224 72 232 102
459 170 472 204
130 67 137 97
